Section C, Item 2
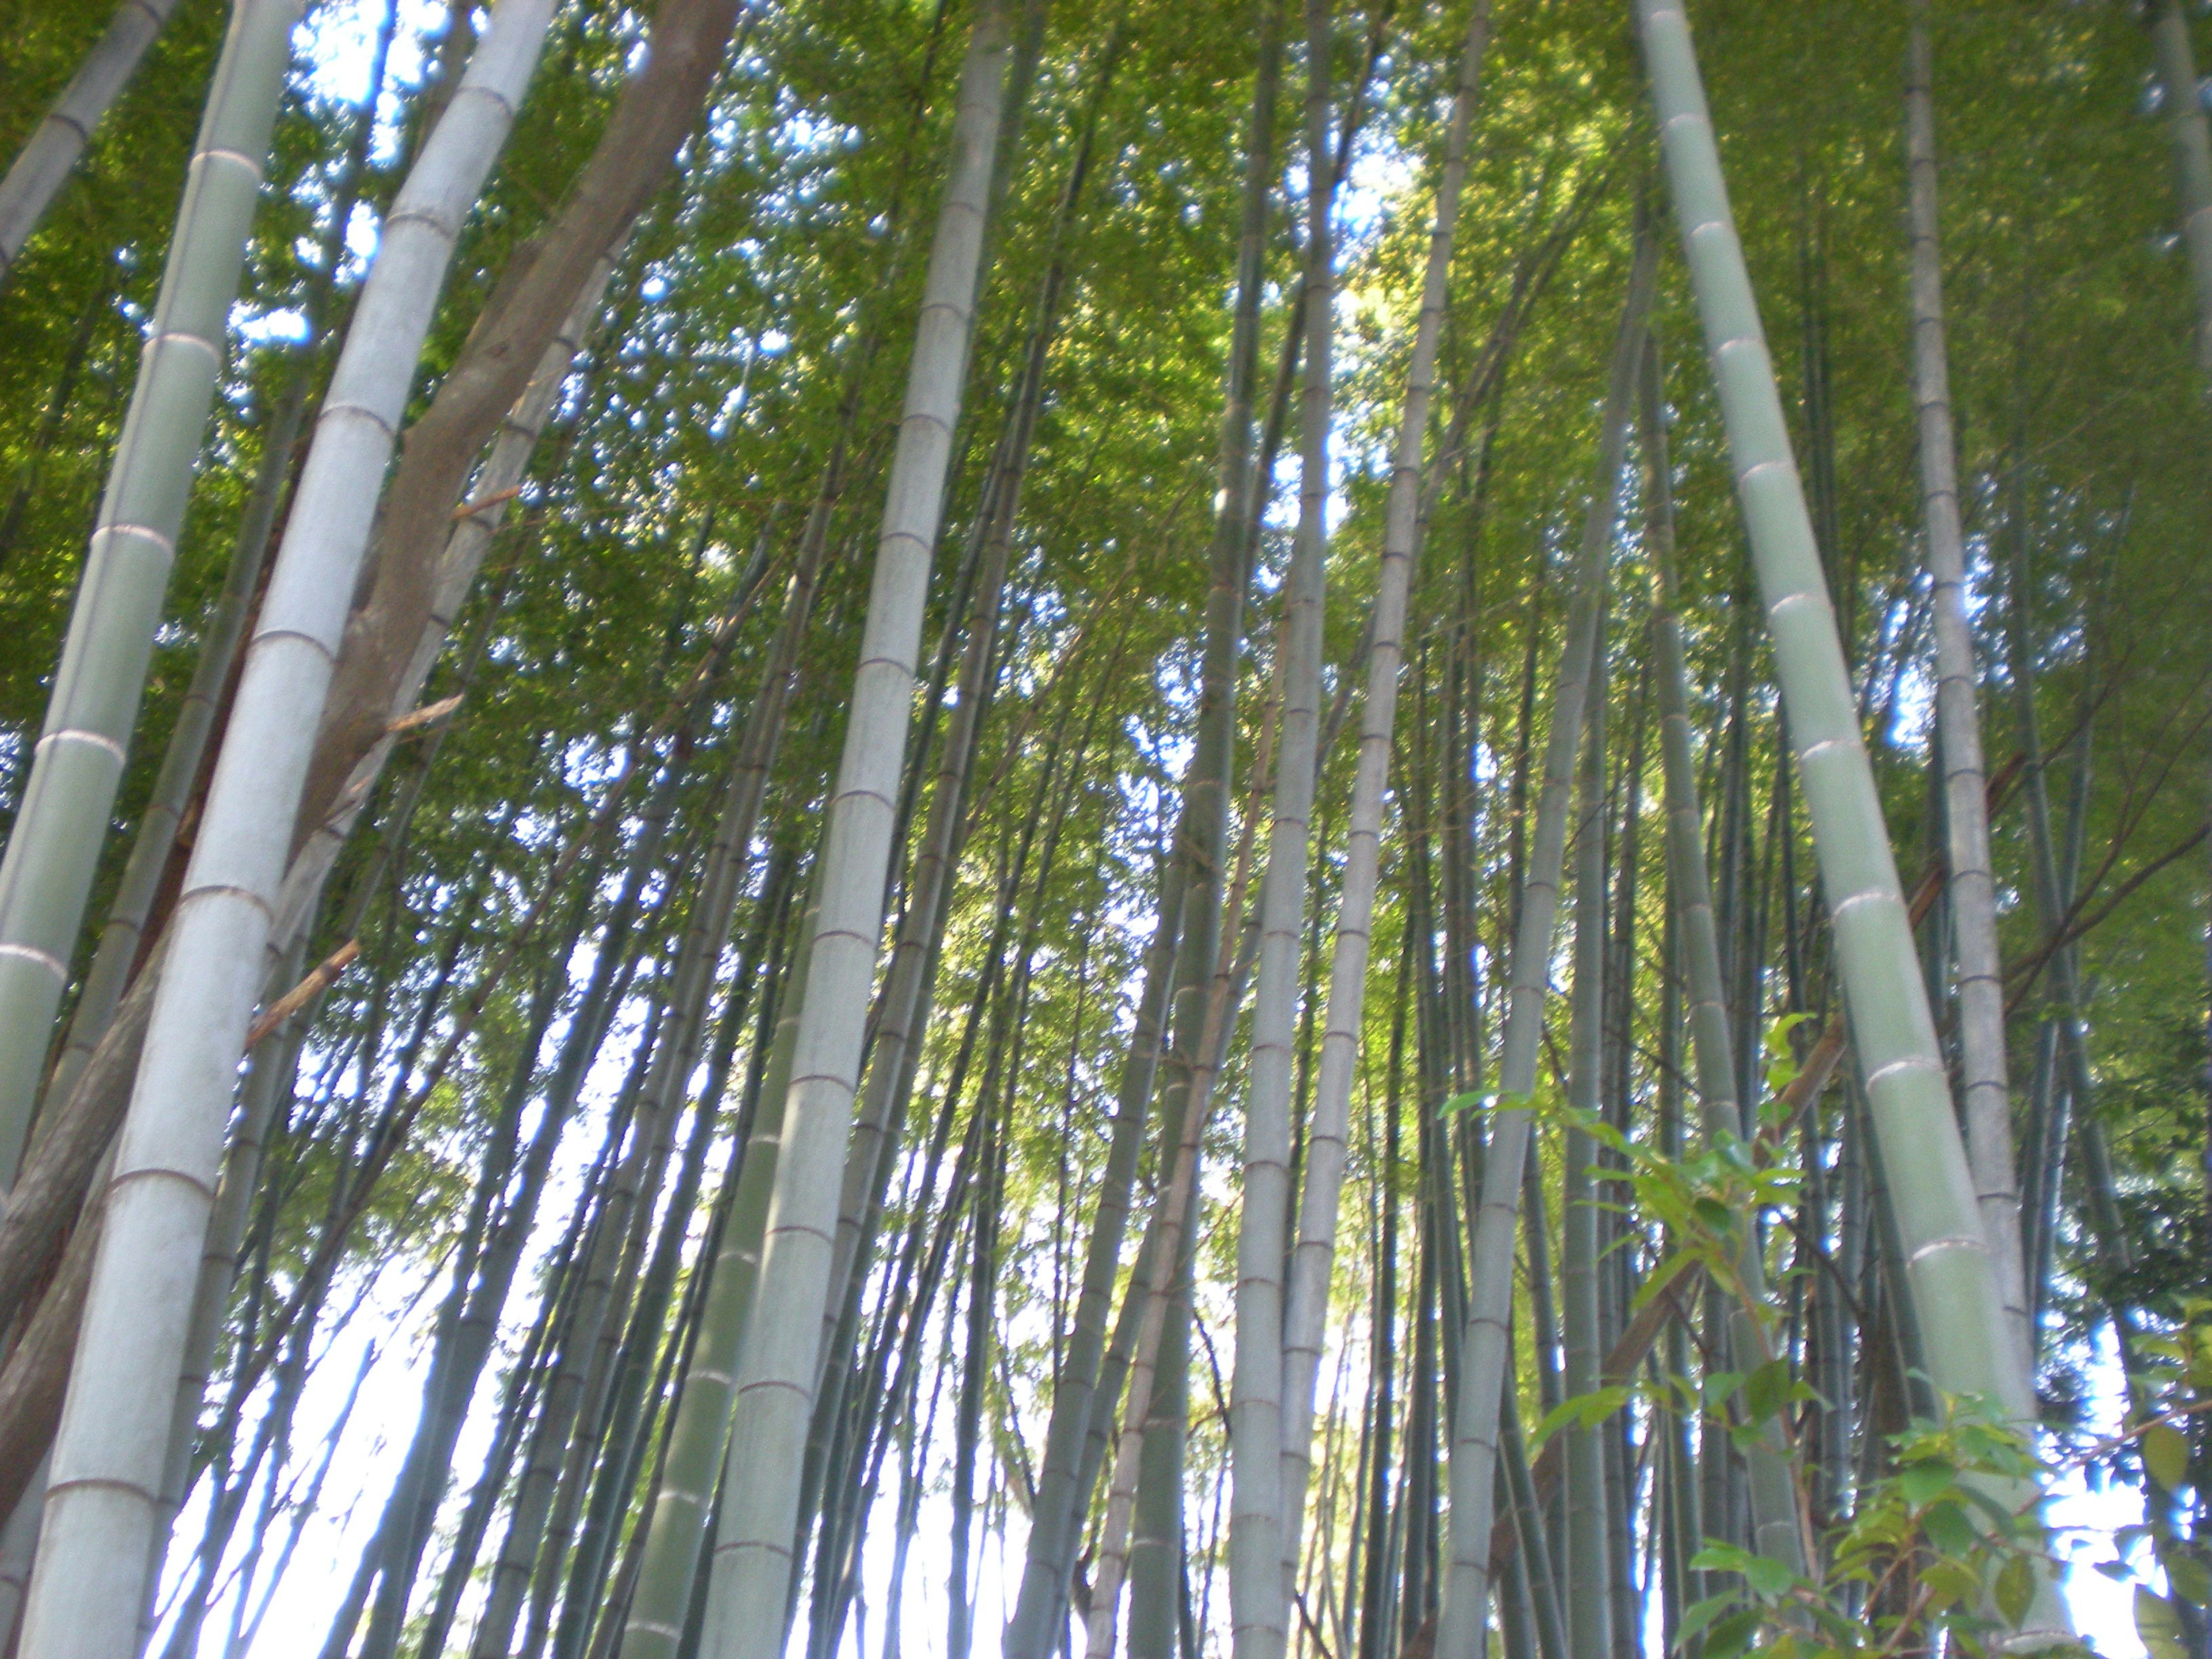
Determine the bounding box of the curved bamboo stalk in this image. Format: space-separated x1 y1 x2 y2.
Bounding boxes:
0 0 300 1180
1637 0 2064 1635
1275 5 1490 1638
696 9 1013 1646
1434 226 1654 1659
14 7 558 1648
0 0 186 284
1226 0 1336 1651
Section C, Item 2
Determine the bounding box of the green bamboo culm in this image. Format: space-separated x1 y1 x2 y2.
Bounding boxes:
1634 0 2066 1638
2147 0 2212 381
0 0 301 1184
1642 334 1806 1582
0 0 188 285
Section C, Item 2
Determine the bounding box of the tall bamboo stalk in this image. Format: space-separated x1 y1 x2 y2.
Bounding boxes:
1643 335 1807 1580
1226 0 1336 1650
14 8 557 1648
1435 226 1653 1659
0 0 301 1180
0 0 187 284
1003 13 1281 1651
1903 0 2029 1376
1275 4 1491 1643
1637 0 2064 1634
1561 616 1614 1659
695 6 1013 1650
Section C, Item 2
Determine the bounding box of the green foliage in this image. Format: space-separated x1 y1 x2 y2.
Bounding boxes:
1678 1401 2075 1659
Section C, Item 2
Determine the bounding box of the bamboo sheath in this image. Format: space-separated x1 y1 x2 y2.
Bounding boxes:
0 0 300 1183
16 6 556 1652
0 0 185 283
1226 0 1334 1650
1903 2 2030 1378
1434 230 1654 1659
696 4 1012 1649
1637 0 2065 1636
2149 0 2212 380
1274 7 1489 1642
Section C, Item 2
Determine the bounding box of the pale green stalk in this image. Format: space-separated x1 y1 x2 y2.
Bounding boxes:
1277 0 1491 1638
1226 1 1334 1652
0 0 187 283
1643 336 1806 1580
1561 624 1613 1659
1904 0 2029 1376
16 7 556 1649
1637 0 2065 1638
1435 226 1654 1659
0 0 301 1183
695 5 1012 1649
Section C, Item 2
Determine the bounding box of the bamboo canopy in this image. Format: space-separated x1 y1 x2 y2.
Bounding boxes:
0 1 2209 1657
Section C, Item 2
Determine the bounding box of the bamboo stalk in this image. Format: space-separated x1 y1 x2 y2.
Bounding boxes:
1637 0 2063 1634
0 0 187 283
1274 5 1491 1647
1227 0 1338 1648
1903 0 2029 1376
1434 226 1654 1659
695 9 1013 1647
0 0 301 1179
16 7 558 1646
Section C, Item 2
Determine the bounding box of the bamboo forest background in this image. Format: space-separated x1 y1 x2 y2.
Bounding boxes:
0 0 2207 1657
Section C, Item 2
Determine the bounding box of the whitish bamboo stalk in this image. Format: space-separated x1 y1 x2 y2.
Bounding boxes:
15 8 556 1650
695 7 1012 1648
1226 2 1335 1652
1434 228 1654 1659
0 0 300 1181
1637 0 2065 1635
1903 0 2030 1378
1277 7 1489 1638
271 261 616 952
0 0 186 283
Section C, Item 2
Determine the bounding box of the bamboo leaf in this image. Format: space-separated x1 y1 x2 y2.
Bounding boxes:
1995 1554 2036 1627
2139 1586 2190 1659
2145 1422 2192 1491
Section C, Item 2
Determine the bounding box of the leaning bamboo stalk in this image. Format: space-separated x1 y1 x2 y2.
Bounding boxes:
1434 226 1654 1659
1903 0 2030 1377
1227 1 1336 1651
1637 0 2065 1634
0 0 300 1180
1275 6 1490 1638
271 262 618 949
15 7 558 1649
695 7 1013 1647
0 0 187 283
